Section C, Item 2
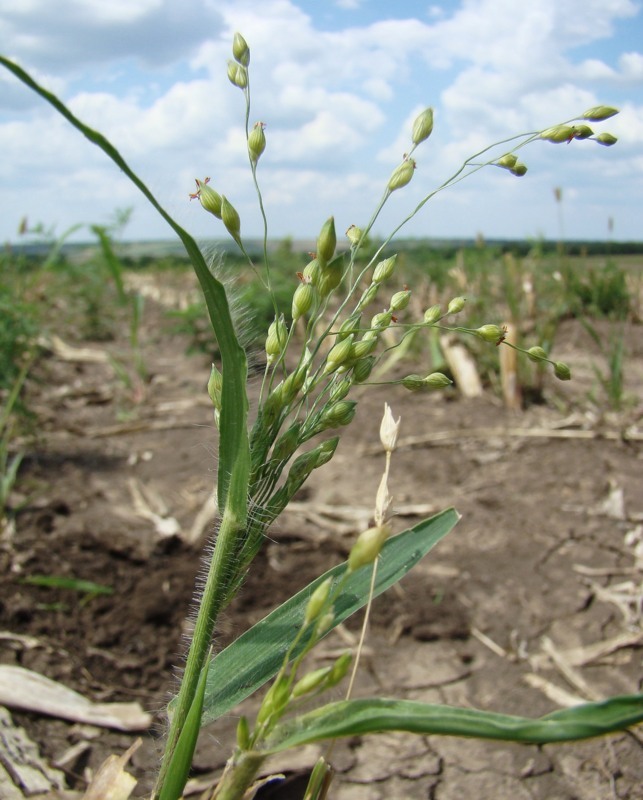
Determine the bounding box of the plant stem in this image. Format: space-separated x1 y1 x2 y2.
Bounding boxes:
213 751 266 800
154 508 246 796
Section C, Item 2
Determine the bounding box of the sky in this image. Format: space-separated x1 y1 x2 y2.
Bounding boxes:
0 0 642 247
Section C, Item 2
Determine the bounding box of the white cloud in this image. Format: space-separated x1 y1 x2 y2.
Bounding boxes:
0 0 641 244
0 0 224 71
620 51 643 80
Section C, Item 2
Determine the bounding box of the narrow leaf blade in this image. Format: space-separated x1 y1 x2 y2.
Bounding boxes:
268 695 643 751
157 655 211 800
200 508 459 726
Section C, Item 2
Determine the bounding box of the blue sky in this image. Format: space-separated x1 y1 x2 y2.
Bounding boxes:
0 0 641 245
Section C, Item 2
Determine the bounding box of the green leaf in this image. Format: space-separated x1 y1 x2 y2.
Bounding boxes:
199 508 459 726
0 55 249 513
157 652 211 800
21 575 113 595
267 695 643 751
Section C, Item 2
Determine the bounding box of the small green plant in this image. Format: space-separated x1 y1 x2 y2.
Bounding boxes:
0 359 32 527
562 259 631 318
0 255 39 403
1 37 640 800
581 317 629 411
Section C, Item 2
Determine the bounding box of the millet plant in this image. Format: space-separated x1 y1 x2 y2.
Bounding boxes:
1 32 641 800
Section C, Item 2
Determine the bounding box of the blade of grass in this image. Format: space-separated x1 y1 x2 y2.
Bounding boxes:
267 695 643 750
0 57 252 796
0 56 249 512
198 508 459 726
158 649 211 800
21 576 113 595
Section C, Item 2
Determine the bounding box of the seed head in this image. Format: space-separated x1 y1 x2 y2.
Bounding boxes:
265 315 288 364
232 32 250 66
248 121 266 163
527 345 547 362
373 255 397 283
357 282 379 311
350 337 377 360
314 437 340 469
322 400 357 428
572 124 593 140
583 105 619 121
324 335 354 374
380 403 400 453
348 524 390 571
447 296 466 315
317 216 337 266
303 257 321 286
190 178 222 219
256 675 290 725
346 224 363 247
292 281 316 321
390 289 411 312
337 315 360 341
540 125 575 143
314 612 335 638
554 361 571 381
370 310 392 331
475 324 505 343
227 60 248 89
261 385 284 426
424 372 452 388
403 372 451 391
318 261 343 298
272 422 303 461
496 153 518 170
401 374 426 391
282 366 307 402
411 107 434 145
353 356 375 383
304 577 333 625
327 651 352 685
511 162 528 176
423 304 442 324
292 667 333 698
387 157 416 192
329 378 352 403
220 195 241 242
595 132 618 146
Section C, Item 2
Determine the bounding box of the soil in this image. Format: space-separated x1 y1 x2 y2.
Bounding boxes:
1 272 642 799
